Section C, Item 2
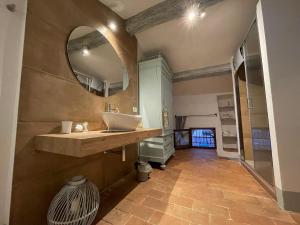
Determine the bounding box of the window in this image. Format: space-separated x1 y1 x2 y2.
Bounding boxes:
174 129 191 149
174 128 217 149
191 128 216 149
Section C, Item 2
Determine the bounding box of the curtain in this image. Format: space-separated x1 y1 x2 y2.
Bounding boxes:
175 116 187 130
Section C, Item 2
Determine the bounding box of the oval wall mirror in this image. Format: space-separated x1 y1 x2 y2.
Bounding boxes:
67 26 129 97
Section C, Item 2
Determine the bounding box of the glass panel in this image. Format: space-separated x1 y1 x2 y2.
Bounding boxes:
244 21 274 186
237 67 255 169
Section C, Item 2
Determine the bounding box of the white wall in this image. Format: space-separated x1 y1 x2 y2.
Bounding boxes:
173 73 234 96
174 93 236 158
173 74 239 158
0 0 27 223
257 0 300 210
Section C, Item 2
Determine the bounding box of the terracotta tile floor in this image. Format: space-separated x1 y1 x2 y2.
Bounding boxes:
97 149 300 225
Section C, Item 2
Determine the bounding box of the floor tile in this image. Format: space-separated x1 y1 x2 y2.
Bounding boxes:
147 188 166 199
142 196 173 212
125 216 151 225
96 149 300 225
103 209 131 225
230 209 275 225
162 194 194 208
148 210 188 225
96 220 111 225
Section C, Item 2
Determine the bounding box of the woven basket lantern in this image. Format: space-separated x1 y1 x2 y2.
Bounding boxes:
47 176 100 225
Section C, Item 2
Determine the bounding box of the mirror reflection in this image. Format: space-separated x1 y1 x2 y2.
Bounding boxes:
67 26 129 97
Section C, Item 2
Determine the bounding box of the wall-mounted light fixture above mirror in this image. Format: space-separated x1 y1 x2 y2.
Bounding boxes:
67 26 129 97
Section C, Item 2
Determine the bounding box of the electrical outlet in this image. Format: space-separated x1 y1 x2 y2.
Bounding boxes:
132 106 138 113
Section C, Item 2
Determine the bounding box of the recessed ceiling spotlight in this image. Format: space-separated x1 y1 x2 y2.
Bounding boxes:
200 11 206 19
81 46 90 56
188 10 197 21
108 21 117 31
186 5 199 22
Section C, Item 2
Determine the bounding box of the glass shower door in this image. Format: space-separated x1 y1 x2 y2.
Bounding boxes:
244 20 274 186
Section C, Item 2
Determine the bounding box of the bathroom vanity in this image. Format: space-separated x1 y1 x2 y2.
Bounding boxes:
35 128 161 157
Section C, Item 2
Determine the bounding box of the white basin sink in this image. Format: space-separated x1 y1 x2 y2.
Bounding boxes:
101 112 142 131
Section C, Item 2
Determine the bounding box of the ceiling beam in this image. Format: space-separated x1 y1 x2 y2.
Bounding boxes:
68 31 108 53
126 0 224 35
173 63 231 82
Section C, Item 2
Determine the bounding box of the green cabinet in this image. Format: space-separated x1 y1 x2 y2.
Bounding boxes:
139 56 175 168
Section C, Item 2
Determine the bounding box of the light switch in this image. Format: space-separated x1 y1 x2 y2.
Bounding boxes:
133 106 138 113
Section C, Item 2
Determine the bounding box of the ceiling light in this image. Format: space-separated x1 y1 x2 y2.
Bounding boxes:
186 5 199 22
81 46 90 56
188 10 197 21
108 21 117 31
200 11 206 19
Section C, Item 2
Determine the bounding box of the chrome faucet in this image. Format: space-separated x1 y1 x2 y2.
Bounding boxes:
105 103 119 113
